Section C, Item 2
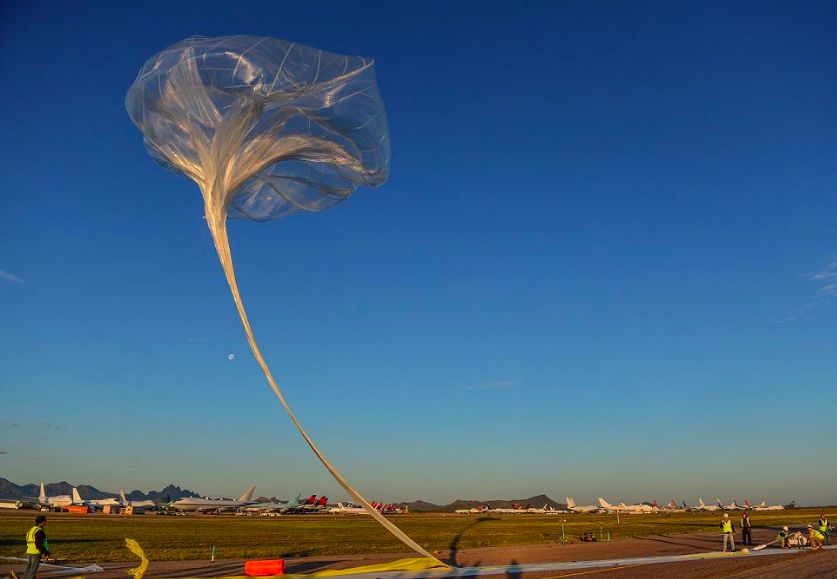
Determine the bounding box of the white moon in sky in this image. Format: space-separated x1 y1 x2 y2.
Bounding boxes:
228 353 235 361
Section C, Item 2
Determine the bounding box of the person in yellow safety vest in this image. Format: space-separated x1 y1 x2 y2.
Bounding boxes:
720 512 736 552
817 513 830 545
23 514 51 579
808 523 824 550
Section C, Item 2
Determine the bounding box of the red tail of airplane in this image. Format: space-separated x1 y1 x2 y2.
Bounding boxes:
305 495 317 505
316 496 328 506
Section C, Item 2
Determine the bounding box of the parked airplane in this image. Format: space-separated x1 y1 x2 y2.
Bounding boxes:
39 483 73 508
565 497 599 514
489 503 526 514
71 488 156 510
368 501 405 514
171 485 256 512
745 499 785 511
239 493 302 514
694 498 720 512
0 499 39 510
531 504 568 514
717 498 741 511
119 490 156 509
653 500 683 512
455 505 491 514
284 494 330 514
70 488 112 510
597 498 655 514
0 487 42 510
328 502 368 515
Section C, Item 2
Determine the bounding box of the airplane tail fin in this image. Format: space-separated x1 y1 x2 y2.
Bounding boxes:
237 485 256 502
565 497 575 509
744 499 751 508
120 489 128 503
39 482 46 504
72 488 82 503
699 498 705 507
716 498 723 508
597 498 611 508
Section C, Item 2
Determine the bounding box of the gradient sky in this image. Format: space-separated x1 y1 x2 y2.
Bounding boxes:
1 1 836 506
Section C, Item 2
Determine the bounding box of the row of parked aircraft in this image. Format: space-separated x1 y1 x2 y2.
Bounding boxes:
455 503 568 514
170 487 406 515
0 483 156 511
562 497 790 514
2 484 794 516
0 483 407 516
455 497 792 515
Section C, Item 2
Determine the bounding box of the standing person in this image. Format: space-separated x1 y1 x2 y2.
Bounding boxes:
740 511 752 546
817 513 829 545
23 515 50 579
721 513 736 552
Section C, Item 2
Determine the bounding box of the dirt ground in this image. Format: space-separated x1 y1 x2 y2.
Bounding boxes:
3 526 834 578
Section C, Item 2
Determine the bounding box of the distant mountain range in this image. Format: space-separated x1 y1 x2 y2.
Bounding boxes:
399 494 566 512
0 478 198 503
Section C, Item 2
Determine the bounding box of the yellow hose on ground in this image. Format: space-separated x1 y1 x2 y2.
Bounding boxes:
122 539 443 579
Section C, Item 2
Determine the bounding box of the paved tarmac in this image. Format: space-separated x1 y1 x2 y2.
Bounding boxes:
2 528 834 578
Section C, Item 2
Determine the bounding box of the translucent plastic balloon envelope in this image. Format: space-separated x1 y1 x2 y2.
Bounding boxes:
127 35 440 564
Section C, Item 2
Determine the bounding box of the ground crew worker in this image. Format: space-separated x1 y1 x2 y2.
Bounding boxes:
23 515 50 579
817 513 829 545
740 511 752 545
721 513 735 552
808 523 824 550
777 525 789 549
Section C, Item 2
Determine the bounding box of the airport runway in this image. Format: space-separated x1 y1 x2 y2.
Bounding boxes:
5 528 833 579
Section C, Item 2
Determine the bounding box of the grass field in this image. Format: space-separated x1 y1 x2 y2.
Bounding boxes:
0 508 831 563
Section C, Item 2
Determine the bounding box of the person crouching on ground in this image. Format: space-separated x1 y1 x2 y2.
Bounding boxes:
777 526 790 549
721 513 735 552
808 524 824 550
23 515 50 579
740 511 752 546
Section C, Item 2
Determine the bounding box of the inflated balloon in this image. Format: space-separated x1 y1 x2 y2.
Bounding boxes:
126 35 440 563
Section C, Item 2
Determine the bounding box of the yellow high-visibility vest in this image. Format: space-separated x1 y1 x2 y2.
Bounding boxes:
722 520 733 533
25 526 43 555
818 519 828 532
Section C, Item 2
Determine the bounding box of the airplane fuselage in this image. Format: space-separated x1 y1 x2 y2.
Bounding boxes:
171 498 253 512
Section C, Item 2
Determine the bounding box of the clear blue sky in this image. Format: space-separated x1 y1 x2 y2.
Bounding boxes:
1 1 836 506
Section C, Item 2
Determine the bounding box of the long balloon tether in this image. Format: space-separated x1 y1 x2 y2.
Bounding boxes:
207 212 445 566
